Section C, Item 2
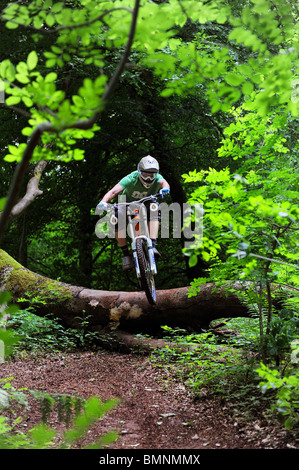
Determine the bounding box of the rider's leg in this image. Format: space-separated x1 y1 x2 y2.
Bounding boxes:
113 206 134 270
116 229 127 251
148 220 161 258
148 220 159 240
148 202 160 242
114 205 127 248
116 229 134 270
115 229 127 248
148 204 161 257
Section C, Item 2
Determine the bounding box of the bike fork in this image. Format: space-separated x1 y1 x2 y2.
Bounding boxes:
131 236 157 278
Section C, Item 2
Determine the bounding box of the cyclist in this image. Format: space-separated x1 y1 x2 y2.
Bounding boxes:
97 156 170 270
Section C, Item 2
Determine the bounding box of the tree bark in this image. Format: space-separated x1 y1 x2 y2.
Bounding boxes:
0 248 253 335
10 161 48 218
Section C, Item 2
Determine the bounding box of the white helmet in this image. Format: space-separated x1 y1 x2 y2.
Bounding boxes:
137 155 159 188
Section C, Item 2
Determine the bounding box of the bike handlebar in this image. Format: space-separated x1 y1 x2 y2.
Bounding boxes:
109 193 162 210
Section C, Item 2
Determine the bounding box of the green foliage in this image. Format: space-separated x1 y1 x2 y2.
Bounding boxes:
0 375 84 428
7 306 103 354
266 306 299 359
149 324 276 425
256 361 299 430
30 390 84 427
182 100 299 358
143 1 299 116
152 326 245 395
0 295 119 449
0 292 20 358
0 395 118 449
61 396 119 449
1 0 299 440
9 309 75 353
0 0 298 166
179 88 299 430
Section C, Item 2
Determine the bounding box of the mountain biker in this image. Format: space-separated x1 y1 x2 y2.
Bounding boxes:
97 156 170 271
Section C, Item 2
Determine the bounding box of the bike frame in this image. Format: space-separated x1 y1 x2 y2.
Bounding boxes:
109 194 160 279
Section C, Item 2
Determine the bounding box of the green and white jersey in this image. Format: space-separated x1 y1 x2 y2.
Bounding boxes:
118 171 164 202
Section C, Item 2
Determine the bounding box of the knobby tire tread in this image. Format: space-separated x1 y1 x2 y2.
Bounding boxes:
136 238 156 305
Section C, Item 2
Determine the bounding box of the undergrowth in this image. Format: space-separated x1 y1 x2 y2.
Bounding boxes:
1 294 298 446
6 308 102 356
0 295 119 449
149 320 299 433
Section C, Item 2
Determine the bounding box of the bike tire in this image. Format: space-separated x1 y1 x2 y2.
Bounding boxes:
136 237 156 305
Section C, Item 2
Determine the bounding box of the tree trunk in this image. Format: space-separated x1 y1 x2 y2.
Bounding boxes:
0 249 254 337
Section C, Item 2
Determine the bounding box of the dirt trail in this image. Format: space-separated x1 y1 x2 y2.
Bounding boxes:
0 351 297 451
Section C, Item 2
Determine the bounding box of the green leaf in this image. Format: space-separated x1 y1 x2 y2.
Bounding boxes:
16 74 30 84
0 197 6 211
33 16 43 29
5 21 18 29
22 96 33 107
27 51 38 71
29 424 56 448
45 59 57 68
189 254 198 267
6 95 21 106
51 2 63 13
22 127 33 136
4 154 18 162
73 150 85 160
8 145 19 155
72 95 84 107
0 329 20 356
242 81 254 95
160 88 174 97
45 14 55 27
16 61 28 74
51 46 62 54
44 52 56 59
0 60 16 81
45 72 57 83
225 73 244 86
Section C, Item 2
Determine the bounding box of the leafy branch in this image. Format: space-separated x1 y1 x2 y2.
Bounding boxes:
0 0 141 245
1 6 134 33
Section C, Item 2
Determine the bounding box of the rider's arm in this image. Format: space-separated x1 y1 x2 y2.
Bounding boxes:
159 179 170 190
101 183 123 203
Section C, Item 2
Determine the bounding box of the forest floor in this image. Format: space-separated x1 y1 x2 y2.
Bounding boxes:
1 350 298 453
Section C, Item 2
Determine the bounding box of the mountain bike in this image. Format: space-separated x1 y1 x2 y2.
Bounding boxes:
107 194 161 305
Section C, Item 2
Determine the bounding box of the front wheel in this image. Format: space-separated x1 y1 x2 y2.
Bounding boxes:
136 238 156 305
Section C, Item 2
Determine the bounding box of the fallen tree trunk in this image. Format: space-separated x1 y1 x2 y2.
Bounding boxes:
0 249 255 339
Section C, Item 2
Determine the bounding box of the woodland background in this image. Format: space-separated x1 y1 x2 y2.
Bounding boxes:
0 0 298 448
1 0 297 294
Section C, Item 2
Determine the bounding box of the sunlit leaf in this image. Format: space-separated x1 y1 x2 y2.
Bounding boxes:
27 51 38 70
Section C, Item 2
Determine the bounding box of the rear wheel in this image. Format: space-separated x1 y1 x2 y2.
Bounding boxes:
136 238 156 305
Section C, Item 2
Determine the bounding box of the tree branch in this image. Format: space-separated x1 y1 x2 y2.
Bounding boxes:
10 160 48 217
0 0 141 246
0 122 53 243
